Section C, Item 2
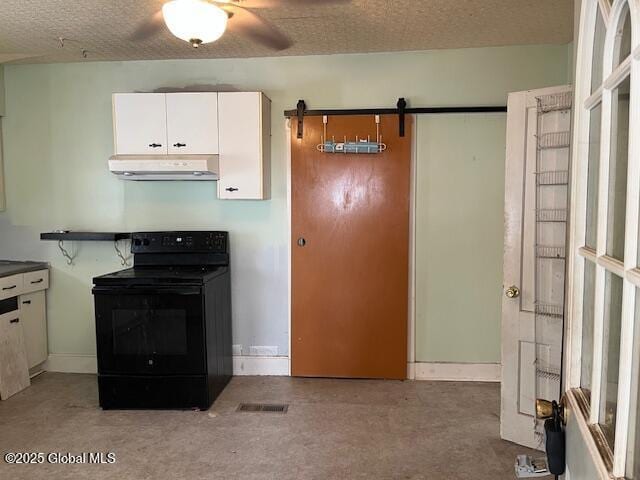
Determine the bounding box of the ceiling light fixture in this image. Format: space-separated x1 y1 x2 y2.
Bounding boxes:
162 0 228 48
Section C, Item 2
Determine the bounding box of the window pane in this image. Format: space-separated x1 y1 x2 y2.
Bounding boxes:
592 10 606 92
599 271 623 446
586 104 601 249
614 8 632 68
606 76 630 260
581 260 597 400
627 289 640 478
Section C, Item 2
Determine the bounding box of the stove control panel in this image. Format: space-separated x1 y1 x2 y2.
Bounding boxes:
131 231 228 254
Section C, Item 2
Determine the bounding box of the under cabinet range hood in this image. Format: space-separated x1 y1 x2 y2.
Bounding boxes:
108 155 219 181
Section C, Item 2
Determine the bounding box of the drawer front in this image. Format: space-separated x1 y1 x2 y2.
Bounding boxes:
23 270 49 294
0 274 24 300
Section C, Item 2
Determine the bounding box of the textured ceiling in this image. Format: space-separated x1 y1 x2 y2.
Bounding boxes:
0 0 574 64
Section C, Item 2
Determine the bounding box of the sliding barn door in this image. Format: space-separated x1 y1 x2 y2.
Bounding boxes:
291 115 411 379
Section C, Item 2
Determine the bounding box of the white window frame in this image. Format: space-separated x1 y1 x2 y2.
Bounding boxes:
567 0 640 477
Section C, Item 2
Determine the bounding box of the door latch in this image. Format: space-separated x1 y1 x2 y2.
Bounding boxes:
505 285 520 298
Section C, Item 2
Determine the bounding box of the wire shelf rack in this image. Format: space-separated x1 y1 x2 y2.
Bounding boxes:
535 303 564 319
537 131 571 150
536 208 567 222
536 365 562 381
535 245 566 259
536 170 569 186
537 91 573 113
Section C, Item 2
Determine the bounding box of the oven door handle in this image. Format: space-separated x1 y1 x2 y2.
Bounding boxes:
92 286 202 295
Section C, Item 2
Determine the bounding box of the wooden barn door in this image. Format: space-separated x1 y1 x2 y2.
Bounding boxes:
291 114 411 379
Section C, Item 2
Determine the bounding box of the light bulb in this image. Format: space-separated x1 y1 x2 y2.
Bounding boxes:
162 0 228 48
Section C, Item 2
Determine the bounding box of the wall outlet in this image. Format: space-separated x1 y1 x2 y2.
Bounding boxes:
232 344 243 356
248 345 279 356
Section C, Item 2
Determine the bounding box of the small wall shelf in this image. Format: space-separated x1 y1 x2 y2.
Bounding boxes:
40 231 132 266
40 232 130 241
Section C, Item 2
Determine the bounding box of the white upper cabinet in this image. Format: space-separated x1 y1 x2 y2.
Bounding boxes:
166 93 219 154
113 93 168 154
218 92 271 200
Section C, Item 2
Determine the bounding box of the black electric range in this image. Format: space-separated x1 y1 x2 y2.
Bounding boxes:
92 231 232 410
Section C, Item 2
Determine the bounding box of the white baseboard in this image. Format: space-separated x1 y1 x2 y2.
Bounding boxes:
44 354 97 374
43 354 289 377
407 362 416 380
44 355 491 381
414 362 501 382
233 355 289 376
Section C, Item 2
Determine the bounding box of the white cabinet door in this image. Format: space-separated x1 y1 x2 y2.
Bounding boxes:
218 92 270 200
166 93 219 154
19 291 47 369
113 93 167 154
0 310 30 399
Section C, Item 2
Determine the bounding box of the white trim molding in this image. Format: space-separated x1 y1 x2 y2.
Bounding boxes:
43 354 289 376
414 362 501 382
44 354 97 374
232 356 289 376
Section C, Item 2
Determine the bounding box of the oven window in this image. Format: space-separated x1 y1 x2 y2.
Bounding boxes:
112 309 188 355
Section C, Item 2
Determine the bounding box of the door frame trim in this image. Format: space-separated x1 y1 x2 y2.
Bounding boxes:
285 118 417 379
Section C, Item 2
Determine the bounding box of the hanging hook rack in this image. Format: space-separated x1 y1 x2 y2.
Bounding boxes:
316 114 387 154
57 240 76 265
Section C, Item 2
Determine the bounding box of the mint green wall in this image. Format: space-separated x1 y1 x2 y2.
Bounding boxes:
0 45 569 361
415 114 508 363
0 65 5 116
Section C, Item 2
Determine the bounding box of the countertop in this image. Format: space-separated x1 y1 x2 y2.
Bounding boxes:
0 260 49 278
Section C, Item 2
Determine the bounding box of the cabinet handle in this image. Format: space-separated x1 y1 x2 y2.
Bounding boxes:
149 143 162 148
9 318 19 324
2 285 16 290
173 142 187 148
30 279 44 284
225 187 239 192
22 300 31 305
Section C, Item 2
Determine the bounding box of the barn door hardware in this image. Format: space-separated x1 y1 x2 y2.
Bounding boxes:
285 99 507 140
397 98 407 137
296 99 306 139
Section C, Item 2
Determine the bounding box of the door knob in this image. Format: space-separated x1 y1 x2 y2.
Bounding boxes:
505 285 520 298
297 237 306 247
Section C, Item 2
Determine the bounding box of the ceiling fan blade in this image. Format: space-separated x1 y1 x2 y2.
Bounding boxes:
225 6 291 51
216 0 350 8
129 10 165 42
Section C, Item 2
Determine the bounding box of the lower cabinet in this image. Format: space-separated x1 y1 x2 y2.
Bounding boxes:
19 290 47 369
0 311 30 399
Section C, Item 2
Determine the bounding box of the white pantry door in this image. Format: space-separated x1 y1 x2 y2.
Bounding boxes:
501 85 572 449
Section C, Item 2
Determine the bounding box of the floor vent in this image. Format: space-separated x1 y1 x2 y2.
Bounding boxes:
236 403 289 413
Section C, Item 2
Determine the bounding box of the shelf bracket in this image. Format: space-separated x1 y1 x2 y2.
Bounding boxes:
296 99 306 139
57 240 76 265
114 239 131 267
